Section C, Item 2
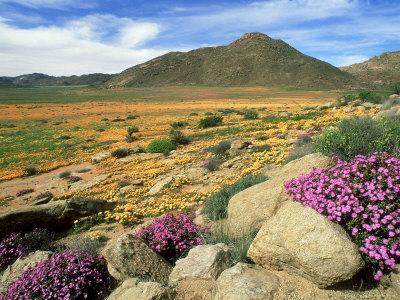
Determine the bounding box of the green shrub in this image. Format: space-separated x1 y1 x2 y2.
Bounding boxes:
25 165 38 176
147 139 176 154
198 115 223 128
249 144 271 153
313 116 400 161
111 147 130 158
240 109 258 120
203 226 257 266
203 174 267 220
169 129 191 145
127 126 139 135
126 114 138 120
255 134 268 141
203 157 221 172
58 171 71 179
206 140 231 157
171 121 189 128
393 84 400 95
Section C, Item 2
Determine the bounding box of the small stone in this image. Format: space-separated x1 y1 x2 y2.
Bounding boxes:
91 152 110 164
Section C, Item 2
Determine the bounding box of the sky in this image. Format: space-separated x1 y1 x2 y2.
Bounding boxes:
0 0 399 76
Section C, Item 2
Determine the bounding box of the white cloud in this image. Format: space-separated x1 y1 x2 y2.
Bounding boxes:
0 15 168 76
0 0 94 9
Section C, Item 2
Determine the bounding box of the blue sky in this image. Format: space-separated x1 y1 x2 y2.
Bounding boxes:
0 0 399 76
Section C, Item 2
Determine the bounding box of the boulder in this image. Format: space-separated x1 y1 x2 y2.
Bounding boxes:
69 174 110 192
147 176 173 196
91 151 110 164
215 263 279 300
169 243 230 286
229 140 252 157
248 201 364 288
382 266 400 294
389 94 399 100
0 197 116 238
107 278 173 300
102 234 172 285
0 251 52 293
175 279 216 300
227 153 332 234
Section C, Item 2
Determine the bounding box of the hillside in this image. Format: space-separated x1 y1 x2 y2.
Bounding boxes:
106 32 354 89
341 51 400 87
0 73 112 87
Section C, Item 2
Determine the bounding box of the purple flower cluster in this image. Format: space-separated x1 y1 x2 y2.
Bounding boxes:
136 213 205 262
0 233 28 271
285 153 400 281
2 251 110 300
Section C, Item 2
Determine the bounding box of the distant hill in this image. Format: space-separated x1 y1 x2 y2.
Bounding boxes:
1 73 112 87
341 51 400 88
106 32 354 89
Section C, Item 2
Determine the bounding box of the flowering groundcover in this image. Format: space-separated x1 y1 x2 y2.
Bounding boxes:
285 153 400 281
136 213 205 262
1 251 110 300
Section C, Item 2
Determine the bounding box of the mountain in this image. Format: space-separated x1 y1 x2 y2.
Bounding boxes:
106 32 354 89
341 51 400 87
1 73 113 87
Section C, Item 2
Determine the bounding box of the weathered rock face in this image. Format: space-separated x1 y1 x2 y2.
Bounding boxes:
0 251 52 293
382 266 400 295
0 197 116 238
248 201 364 288
229 140 252 157
107 278 173 300
69 174 110 192
227 153 332 234
102 234 172 285
147 176 173 196
169 244 230 286
215 263 279 300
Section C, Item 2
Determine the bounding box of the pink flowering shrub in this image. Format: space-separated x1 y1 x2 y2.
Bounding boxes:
136 213 205 262
0 233 28 271
285 153 400 281
2 251 110 300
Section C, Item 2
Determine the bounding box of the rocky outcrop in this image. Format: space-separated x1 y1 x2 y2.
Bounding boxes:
0 197 116 238
227 153 332 234
102 234 172 285
91 152 111 164
215 263 279 300
0 251 52 293
107 278 173 300
248 201 364 288
169 244 230 286
147 176 173 196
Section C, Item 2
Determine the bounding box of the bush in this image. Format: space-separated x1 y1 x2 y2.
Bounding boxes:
204 226 257 266
203 157 221 172
24 165 38 176
249 144 271 153
3 251 111 299
147 139 176 154
169 129 191 146
358 91 383 104
171 121 189 128
393 84 400 95
0 229 54 271
127 126 139 135
240 109 258 120
198 115 223 128
203 174 267 220
64 237 103 255
16 188 34 197
111 147 130 158
206 140 231 157
285 153 400 281
136 213 205 262
313 116 400 161
58 170 71 179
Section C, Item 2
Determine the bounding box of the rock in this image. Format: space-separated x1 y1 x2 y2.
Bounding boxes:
91 151 110 164
248 201 364 288
215 263 279 300
389 94 399 100
102 233 172 285
32 191 53 205
382 266 400 294
147 176 173 196
131 179 144 186
119 185 139 195
0 197 116 238
0 251 52 293
107 278 173 300
169 244 230 286
362 102 375 109
69 174 109 192
175 279 216 300
227 153 332 234
344 106 354 113
229 140 252 157
129 146 145 155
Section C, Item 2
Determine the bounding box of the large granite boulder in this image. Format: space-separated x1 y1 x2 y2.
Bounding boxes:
248 201 364 288
227 153 332 234
0 197 116 238
169 244 230 286
102 234 172 285
107 278 173 300
215 263 279 300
